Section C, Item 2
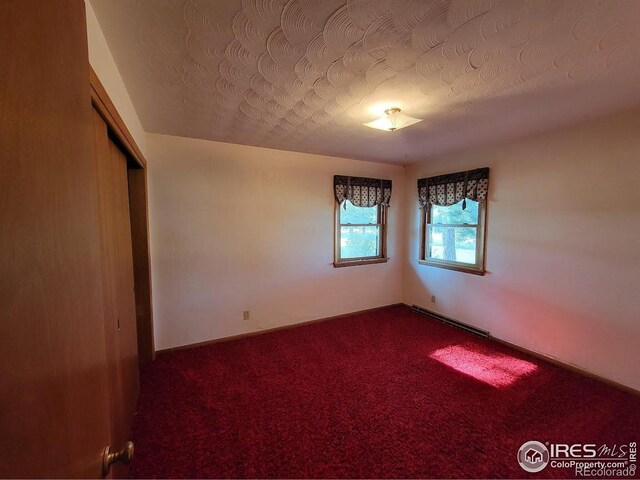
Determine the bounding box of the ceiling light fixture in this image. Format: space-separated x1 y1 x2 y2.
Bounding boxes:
363 107 422 132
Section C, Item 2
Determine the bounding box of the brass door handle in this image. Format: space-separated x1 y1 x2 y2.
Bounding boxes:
102 441 134 476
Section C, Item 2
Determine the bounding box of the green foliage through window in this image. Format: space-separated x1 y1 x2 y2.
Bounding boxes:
427 199 479 265
338 201 381 260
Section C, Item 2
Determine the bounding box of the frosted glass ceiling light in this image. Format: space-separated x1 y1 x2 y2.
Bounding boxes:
363 107 422 132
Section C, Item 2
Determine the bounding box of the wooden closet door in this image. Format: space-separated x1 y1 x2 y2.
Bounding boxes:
92 108 140 476
0 1 113 477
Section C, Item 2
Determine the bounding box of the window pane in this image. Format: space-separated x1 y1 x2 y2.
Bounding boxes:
427 226 477 264
339 201 378 224
340 226 380 258
431 199 478 225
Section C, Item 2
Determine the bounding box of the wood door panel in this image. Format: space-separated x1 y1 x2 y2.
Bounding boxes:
127 168 155 363
0 0 112 477
93 109 140 477
93 109 123 448
90 69 154 365
109 137 140 433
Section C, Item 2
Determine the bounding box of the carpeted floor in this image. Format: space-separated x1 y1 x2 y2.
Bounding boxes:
130 305 639 478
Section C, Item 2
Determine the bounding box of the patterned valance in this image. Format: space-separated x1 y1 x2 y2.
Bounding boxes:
334 175 392 208
418 167 490 209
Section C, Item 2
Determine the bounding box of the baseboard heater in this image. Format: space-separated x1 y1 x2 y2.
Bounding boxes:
411 304 490 339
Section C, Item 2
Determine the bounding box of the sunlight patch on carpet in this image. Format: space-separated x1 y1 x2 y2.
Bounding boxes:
430 345 538 387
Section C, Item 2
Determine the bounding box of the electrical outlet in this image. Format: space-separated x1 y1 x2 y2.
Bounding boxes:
431 295 436 304
243 310 250 321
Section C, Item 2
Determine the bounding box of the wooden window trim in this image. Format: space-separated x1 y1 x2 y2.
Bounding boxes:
419 201 486 275
334 258 389 268
334 202 388 267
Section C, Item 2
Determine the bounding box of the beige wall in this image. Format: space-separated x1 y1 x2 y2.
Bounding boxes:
85 0 146 155
147 134 406 351
83 6 639 388
404 108 640 390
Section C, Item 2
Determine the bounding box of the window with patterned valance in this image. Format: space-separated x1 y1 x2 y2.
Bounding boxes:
417 167 489 210
417 168 490 274
334 175 392 208
333 175 392 268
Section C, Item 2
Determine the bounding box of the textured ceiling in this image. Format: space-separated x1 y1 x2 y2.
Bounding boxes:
91 0 640 164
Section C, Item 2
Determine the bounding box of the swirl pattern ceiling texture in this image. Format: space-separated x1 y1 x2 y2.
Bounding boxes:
90 0 640 163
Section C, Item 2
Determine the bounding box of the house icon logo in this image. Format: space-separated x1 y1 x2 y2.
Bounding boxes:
526 449 542 463
518 441 550 473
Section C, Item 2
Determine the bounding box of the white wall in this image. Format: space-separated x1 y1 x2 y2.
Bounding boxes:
85 0 146 155
147 134 405 351
404 108 640 390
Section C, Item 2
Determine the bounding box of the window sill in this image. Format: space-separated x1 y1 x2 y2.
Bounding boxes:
334 258 388 268
418 259 485 276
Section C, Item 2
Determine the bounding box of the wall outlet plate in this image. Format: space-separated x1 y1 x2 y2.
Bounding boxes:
243 311 250 320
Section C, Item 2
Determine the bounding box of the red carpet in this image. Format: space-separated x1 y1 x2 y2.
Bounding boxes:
130 305 639 478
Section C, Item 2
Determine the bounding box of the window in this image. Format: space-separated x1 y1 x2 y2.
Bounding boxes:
420 198 486 274
333 174 392 267
334 200 387 267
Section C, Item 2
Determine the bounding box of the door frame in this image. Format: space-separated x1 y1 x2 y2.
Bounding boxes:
90 67 155 363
